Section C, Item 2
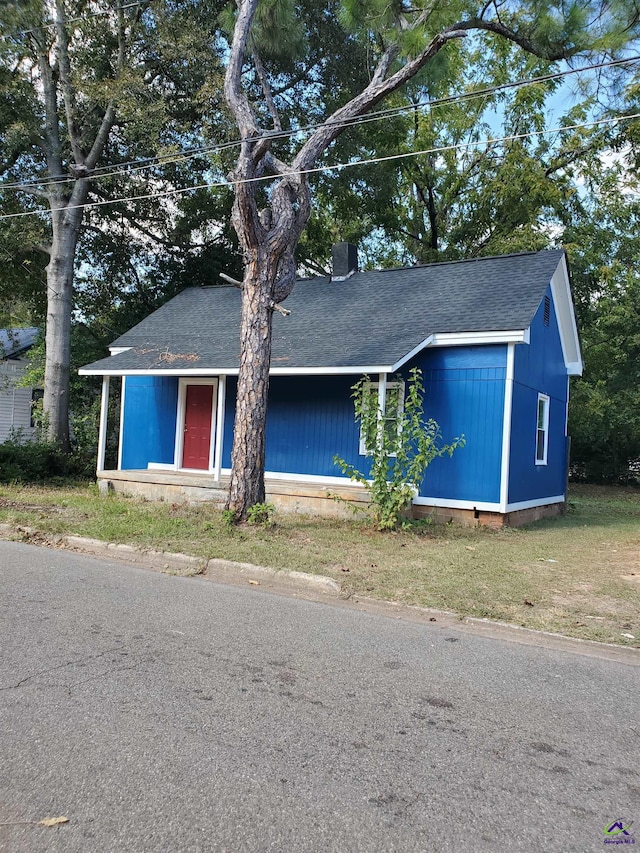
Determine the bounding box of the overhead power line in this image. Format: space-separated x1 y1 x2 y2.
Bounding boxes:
1 111 638 222
0 0 156 40
0 54 638 193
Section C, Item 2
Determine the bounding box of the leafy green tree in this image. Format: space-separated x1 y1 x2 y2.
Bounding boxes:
0 0 229 450
564 158 640 482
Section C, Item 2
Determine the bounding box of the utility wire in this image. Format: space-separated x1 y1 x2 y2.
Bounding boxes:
0 0 156 40
1 111 638 222
1 54 638 192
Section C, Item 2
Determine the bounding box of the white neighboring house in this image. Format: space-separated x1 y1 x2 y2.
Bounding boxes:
0 328 40 443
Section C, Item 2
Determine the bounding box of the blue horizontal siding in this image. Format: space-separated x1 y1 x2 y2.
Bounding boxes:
410 346 507 504
509 286 568 504
120 376 178 470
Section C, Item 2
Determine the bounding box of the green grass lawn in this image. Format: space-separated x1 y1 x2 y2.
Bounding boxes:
1 482 639 646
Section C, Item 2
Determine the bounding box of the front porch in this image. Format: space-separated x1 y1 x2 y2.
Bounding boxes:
96 469 372 518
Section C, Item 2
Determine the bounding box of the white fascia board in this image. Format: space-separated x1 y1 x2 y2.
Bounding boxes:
412 496 502 512
78 364 393 378
506 495 565 512
550 255 583 376
390 330 527 372
391 336 434 372
431 330 528 347
109 346 132 355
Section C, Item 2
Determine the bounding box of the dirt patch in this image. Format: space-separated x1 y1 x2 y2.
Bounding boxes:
0 498 65 513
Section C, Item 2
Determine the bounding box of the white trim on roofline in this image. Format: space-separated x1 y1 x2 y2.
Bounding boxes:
390 330 528 371
431 329 529 347
550 255 583 376
79 365 394 377
109 346 132 355
390 336 434 371
81 328 531 378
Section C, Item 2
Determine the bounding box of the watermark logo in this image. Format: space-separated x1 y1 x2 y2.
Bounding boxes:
604 819 635 845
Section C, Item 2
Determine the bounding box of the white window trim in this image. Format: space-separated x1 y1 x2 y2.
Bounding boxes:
536 393 550 466
358 377 404 456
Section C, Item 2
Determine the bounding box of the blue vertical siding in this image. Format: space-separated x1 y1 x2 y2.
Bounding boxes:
222 375 360 477
410 346 507 504
266 375 360 476
222 347 507 501
508 286 568 503
120 376 178 469
222 377 237 469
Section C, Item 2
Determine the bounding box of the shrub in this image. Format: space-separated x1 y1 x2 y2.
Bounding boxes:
0 434 94 484
334 368 465 530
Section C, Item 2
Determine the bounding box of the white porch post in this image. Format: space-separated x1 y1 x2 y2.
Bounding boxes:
96 375 110 474
377 372 388 436
213 375 226 481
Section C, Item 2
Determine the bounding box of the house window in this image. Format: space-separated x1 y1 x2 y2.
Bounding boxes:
536 394 549 465
359 381 404 456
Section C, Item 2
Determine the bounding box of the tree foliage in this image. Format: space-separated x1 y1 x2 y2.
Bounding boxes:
0 0 232 448
564 147 640 482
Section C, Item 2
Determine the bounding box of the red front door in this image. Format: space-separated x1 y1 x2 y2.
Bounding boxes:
182 384 214 469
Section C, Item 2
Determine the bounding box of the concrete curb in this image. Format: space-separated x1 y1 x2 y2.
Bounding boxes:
1 524 638 661
0 524 341 596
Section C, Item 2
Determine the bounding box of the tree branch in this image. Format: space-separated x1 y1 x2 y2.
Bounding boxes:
224 0 261 141
30 31 64 179
9 184 50 200
293 14 580 174
85 4 126 171
293 33 460 171
55 0 83 166
251 41 282 131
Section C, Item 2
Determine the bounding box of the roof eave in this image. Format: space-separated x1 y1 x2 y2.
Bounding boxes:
390 329 529 372
550 254 583 374
78 364 395 377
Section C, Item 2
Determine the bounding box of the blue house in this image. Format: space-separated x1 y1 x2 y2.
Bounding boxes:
79 246 582 526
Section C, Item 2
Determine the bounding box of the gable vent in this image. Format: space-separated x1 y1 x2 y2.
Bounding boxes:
543 295 550 327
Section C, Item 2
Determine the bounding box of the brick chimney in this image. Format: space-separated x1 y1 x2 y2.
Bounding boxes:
331 242 358 281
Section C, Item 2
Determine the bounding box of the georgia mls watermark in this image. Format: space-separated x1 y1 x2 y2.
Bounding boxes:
604 820 635 845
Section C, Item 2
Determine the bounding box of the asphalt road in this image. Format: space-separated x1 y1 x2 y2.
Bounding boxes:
0 540 638 853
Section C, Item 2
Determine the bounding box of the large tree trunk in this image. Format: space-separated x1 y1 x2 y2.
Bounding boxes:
43 202 84 451
227 253 276 513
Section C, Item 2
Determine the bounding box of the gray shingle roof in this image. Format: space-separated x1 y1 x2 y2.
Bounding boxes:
0 328 39 359
80 249 566 374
